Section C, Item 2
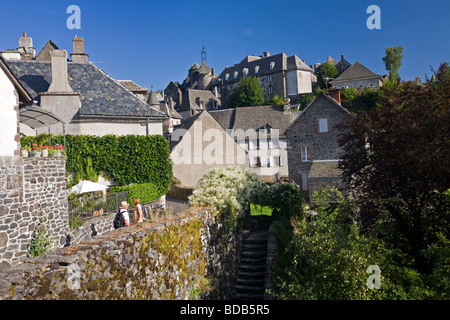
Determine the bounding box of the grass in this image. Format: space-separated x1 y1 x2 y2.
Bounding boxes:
250 203 273 216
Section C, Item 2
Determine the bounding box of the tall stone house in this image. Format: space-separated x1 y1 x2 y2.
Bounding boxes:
214 52 315 106
209 104 293 183
164 61 222 120
1 33 168 137
285 90 353 203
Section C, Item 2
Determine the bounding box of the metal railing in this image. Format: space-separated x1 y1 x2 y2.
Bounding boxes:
68 191 128 222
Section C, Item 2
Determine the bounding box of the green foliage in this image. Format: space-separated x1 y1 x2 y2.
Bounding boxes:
189 166 265 232
271 187 443 300
227 77 265 108
48 134 172 197
265 94 285 106
317 62 338 89
250 203 273 216
109 183 159 205
382 46 404 82
28 216 51 258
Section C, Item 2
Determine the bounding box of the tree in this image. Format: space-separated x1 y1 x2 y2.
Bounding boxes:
317 62 338 89
227 77 265 108
338 62 450 273
382 46 404 83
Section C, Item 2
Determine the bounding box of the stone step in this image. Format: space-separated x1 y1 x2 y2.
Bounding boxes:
240 257 267 265
236 277 265 286
235 284 265 294
234 293 264 300
241 251 267 260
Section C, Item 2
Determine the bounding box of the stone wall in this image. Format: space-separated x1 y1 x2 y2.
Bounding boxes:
0 156 69 270
68 198 165 246
0 208 242 300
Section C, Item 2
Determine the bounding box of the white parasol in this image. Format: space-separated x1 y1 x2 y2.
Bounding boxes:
70 180 108 194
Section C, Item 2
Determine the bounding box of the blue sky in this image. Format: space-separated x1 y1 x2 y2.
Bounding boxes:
0 0 448 91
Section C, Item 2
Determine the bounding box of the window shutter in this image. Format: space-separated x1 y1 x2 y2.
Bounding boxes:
308 146 313 161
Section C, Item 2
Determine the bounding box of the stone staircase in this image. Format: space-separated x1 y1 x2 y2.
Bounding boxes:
234 228 269 300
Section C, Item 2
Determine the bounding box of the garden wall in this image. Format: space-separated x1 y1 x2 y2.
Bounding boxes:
0 156 69 270
0 207 243 300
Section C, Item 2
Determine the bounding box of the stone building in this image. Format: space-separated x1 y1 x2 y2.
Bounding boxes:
164 60 222 121
285 91 353 203
330 61 386 90
214 52 315 106
209 104 293 183
1 33 168 137
170 110 247 187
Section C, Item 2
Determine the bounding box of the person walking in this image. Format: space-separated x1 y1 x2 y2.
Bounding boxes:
132 198 144 224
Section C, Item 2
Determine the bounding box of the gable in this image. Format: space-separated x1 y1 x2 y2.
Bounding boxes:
285 93 352 134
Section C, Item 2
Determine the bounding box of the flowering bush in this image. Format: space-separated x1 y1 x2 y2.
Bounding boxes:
188 166 265 230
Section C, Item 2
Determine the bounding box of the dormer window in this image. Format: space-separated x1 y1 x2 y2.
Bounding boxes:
234 71 238 79
255 66 260 74
243 68 248 77
270 62 275 70
225 74 229 81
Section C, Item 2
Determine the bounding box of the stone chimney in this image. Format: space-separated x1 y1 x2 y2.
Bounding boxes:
48 50 73 92
283 98 291 114
263 51 270 58
17 32 35 60
40 50 81 132
70 36 89 63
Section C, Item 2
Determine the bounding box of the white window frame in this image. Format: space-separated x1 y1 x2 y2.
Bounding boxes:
225 74 229 81
255 66 260 74
270 62 275 70
300 146 312 162
234 71 238 79
249 157 255 168
318 118 329 133
279 156 284 167
267 74 273 82
268 157 274 167
268 138 273 149
278 139 283 149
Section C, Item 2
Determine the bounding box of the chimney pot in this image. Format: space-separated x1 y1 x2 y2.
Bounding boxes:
23 32 27 37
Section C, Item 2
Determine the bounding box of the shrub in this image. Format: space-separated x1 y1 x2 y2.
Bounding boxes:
188 166 265 230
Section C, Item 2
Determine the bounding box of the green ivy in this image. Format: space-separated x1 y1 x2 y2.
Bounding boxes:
23 134 173 199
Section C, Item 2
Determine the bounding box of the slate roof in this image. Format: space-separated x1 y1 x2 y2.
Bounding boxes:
5 60 166 118
217 53 313 85
209 105 292 135
117 80 148 93
330 61 382 83
179 89 221 111
308 161 341 179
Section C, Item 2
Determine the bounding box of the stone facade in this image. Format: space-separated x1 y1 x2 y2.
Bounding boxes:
0 156 69 269
285 93 352 201
0 208 243 300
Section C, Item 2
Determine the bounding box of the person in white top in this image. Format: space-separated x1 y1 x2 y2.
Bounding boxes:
120 201 130 227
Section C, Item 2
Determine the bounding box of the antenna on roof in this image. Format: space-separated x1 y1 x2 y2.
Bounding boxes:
201 43 207 63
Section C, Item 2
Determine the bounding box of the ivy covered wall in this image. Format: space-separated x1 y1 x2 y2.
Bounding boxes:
22 134 173 198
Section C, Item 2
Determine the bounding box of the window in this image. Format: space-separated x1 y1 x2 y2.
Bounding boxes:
270 62 275 70
234 71 238 79
301 173 309 191
268 138 273 149
243 68 248 77
249 157 255 168
278 139 283 149
225 74 229 81
268 157 274 167
267 74 273 82
279 156 284 167
268 85 273 94
300 146 312 162
318 118 329 133
248 139 254 150
255 66 260 74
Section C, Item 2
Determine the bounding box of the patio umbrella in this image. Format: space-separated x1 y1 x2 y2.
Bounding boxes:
70 180 108 194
